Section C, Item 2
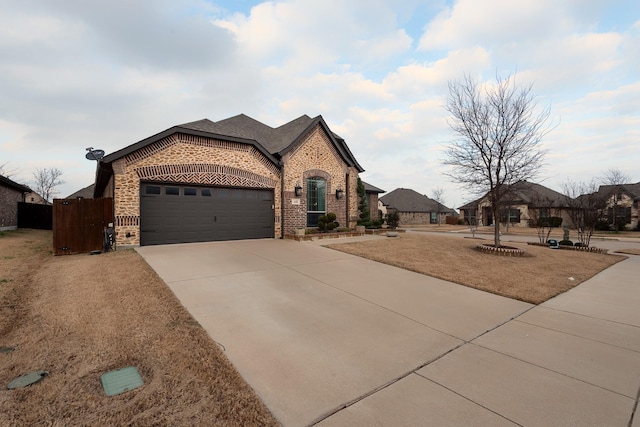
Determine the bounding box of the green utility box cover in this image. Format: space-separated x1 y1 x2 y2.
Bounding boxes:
101 366 144 396
548 239 559 249
7 371 48 389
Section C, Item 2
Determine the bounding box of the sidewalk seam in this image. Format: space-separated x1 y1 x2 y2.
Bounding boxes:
307 305 538 426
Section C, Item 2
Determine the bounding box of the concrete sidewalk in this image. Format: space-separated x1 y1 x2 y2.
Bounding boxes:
322 254 640 426
137 239 640 426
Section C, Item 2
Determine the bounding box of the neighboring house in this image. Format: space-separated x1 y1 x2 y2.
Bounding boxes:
94 114 364 246
66 184 95 199
25 191 49 205
595 182 640 230
458 180 572 228
362 181 385 221
0 174 31 231
380 188 457 225
378 199 388 218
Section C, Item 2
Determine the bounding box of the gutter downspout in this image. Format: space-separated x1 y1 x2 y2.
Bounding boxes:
279 162 285 239
345 172 350 228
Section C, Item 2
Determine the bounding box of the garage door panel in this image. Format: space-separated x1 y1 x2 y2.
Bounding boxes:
140 183 274 246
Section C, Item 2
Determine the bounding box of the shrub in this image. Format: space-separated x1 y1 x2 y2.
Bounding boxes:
317 212 338 232
558 240 573 246
386 212 400 229
595 220 610 231
357 178 370 224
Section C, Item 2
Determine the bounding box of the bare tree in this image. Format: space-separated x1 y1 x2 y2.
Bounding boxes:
600 168 631 230
431 188 445 226
601 168 630 186
562 180 606 247
32 167 65 202
468 217 478 238
442 73 552 247
0 162 18 178
527 194 560 243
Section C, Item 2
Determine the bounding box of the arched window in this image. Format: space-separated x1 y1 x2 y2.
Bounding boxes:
307 178 326 227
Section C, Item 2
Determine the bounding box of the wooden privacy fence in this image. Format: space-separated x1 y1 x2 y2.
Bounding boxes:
53 198 113 256
18 202 53 230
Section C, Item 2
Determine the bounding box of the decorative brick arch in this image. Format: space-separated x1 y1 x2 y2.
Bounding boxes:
135 164 278 188
302 169 332 191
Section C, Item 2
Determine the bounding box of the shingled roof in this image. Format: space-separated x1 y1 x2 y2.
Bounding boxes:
380 188 456 213
596 182 640 201
96 114 364 196
66 184 95 199
502 181 567 206
0 174 31 193
362 181 385 194
458 181 569 209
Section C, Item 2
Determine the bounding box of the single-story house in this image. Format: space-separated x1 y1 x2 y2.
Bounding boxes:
458 180 572 227
362 181 385 221
596 182 639 230
0 174 31 231
66 184 95 199
94 114 364 246
379 188 457 225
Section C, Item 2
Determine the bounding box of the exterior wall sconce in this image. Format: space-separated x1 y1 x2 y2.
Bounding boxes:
335 188 344 199
294 184 302 197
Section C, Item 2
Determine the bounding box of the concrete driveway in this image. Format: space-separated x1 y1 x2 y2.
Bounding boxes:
137 237 640 426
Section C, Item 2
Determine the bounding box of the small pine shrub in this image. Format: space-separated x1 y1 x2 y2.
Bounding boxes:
386 212 399 229
317 212 338 232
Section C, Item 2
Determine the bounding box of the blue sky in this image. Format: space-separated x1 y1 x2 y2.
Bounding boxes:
1 0 638 209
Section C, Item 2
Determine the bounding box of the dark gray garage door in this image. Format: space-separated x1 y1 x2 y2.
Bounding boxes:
140 183 274 246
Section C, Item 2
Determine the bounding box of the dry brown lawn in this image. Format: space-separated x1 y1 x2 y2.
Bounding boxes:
327 233 625 304
0 229 278 426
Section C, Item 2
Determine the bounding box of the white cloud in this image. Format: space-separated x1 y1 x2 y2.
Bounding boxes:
0 0 638 203
418 0 610 51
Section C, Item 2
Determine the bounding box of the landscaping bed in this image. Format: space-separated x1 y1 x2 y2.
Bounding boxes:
476 243 527 257
527 241 609 254
284 230 364 241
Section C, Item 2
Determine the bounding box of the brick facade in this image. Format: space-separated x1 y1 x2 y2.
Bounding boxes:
0 181 28 231
281 124 358 233
397 211 449 225
0 185 25 230
104 133 282 246
367 193 380 221
101 124 360 245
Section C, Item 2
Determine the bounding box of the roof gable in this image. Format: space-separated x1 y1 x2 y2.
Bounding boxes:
597 182 640 200
460 181 570 208
506 181 567 206
101 114 362 170
95 114 364 196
